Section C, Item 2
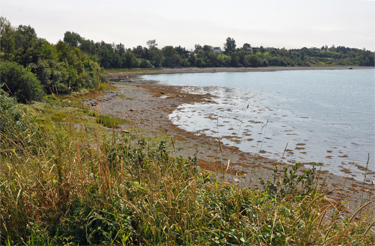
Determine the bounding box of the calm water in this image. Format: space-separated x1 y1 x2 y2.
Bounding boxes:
142 69 375 182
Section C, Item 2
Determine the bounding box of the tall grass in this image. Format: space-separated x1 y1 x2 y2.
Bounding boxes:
0 94 374 245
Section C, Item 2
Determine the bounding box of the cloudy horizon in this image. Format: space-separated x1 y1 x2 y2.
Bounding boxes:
1 0 374 51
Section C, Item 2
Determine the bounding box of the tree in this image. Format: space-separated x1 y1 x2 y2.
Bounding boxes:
115 43 126 56
0 17 16 60
243 43 251 50
188 53 196 66
132 45 144 58
194 44 203 52
259 46 265 53
13 25 44 67
175 45 188 58
146 39 157 51
224 37 236 54
63 31 82 47
150 49 163 67
230 52 240 67
0 61 43 103
124 50 138 68
248 54 258 67
162 46 181 67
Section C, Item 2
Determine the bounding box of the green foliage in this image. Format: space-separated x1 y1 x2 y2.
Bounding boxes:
58 29 374 69
92 113 129 128
0 18 103 100
0 88 27 133
0 61 43 102
259 162 317 199
162 46 181 67
224 37 236 54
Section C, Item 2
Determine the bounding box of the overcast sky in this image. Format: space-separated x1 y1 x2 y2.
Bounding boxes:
1 0 374 51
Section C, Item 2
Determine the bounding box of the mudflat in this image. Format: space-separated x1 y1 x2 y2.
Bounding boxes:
91 67 374 210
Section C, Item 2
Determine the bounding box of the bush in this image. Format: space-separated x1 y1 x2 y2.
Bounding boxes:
0 61 43 103
0 88 31 148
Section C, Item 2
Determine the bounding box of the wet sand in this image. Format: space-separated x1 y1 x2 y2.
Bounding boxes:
91 67 374 211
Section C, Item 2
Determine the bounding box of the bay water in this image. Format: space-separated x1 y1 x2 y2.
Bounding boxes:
142 69 375 182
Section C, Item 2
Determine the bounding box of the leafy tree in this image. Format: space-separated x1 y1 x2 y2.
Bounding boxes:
132 45 144 58
162 46 181 67
230 52 240 67
175 45 188 58
194 44 203 52
146 39 157 51
139 59 150 68
248 54 258 67
0 61 43 103
13 25 44 67
195 58 205 67
243 43 251 50
124 50 138 68
63 31 82 47
0 17 16 61
187 52 196 66
196 49 204 59
141 47 149 59
115 43 126 56
224 37 236 54
150 49 163 67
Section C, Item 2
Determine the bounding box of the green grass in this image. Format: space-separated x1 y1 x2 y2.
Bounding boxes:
116 94 133 100
1 88 374 245
256 51 270 56
88 112 130 128
218 54 229 59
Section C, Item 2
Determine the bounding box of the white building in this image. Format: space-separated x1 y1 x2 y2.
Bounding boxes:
213 47 223 54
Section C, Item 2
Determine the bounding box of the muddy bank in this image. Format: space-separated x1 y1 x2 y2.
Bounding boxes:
87 70 374 212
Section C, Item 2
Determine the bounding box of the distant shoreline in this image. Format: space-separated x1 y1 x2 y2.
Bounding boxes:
105 66 374 77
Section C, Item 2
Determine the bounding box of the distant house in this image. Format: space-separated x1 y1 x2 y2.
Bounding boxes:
244 47 253 54
214 47 223 54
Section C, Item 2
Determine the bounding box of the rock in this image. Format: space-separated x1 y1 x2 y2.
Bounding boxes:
129 109 134 111
233 178 240 183
160 91 165 94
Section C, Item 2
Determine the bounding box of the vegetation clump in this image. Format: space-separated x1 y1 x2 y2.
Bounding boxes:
0 17 104 103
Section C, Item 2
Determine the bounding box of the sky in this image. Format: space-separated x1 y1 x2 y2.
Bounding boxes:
1 0 375 51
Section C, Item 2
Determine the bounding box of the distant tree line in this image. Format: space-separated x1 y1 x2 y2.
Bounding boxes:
63 33 375 70
1 17 374 103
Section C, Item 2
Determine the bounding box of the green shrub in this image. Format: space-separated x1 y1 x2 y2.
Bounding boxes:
0 88 30 143
0 61 43 103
